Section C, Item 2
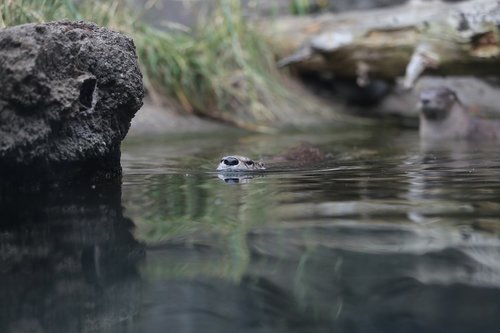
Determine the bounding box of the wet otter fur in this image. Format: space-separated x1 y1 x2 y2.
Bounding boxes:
217 142 326 172
419 87 500 141
269 142 325 163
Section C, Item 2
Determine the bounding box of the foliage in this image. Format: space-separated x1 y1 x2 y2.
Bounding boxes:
1 0 316 128
290 0 328 15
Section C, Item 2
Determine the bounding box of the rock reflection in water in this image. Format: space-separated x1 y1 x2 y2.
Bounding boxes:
0 183 144 333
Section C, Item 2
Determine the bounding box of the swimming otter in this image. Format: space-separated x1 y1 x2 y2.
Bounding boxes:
419 87 500 141
216 143 325 172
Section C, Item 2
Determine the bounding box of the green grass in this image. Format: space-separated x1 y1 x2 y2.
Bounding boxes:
290 0 328 15
137 1 293 127
1 0 321 129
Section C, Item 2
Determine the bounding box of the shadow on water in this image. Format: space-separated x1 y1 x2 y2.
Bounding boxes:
3 127 500 332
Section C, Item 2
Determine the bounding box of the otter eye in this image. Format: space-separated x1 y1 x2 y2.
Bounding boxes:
245 161 254 166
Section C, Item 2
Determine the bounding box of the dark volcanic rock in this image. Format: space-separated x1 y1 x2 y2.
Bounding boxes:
0 21 144 184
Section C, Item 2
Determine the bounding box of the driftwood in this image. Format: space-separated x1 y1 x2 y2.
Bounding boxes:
261 0 500 88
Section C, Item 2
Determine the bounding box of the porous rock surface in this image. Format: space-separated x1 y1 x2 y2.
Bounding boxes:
0 21 144 183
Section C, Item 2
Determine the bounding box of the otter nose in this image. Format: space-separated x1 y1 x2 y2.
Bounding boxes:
420 98 430 106
223 157 239 166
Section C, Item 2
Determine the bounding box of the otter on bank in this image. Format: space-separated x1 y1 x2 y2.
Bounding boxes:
419 87 500 141
216 143 325 172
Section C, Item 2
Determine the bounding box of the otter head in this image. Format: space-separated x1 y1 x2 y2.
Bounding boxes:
419 87 459 121
216 155 266 172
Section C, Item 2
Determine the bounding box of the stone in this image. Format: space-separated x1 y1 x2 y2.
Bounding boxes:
0 21 144 185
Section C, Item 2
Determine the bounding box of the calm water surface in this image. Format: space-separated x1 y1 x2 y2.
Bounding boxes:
2 125 500 332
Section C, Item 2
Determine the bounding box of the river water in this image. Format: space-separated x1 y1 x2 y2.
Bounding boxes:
2 124 500 332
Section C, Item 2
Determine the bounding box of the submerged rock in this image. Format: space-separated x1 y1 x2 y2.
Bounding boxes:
0 21 144 185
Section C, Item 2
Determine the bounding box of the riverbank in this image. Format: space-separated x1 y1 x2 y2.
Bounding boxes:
128 99 232 137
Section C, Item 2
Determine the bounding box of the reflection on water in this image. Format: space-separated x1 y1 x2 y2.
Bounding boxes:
2 126 500 332
0 183 144 332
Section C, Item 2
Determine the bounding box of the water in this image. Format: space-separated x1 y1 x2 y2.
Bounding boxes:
2 125 500 332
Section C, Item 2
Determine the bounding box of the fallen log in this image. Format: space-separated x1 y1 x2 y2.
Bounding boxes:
261 0 500 88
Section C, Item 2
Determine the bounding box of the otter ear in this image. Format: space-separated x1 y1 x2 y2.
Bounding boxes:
257 162 266 169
